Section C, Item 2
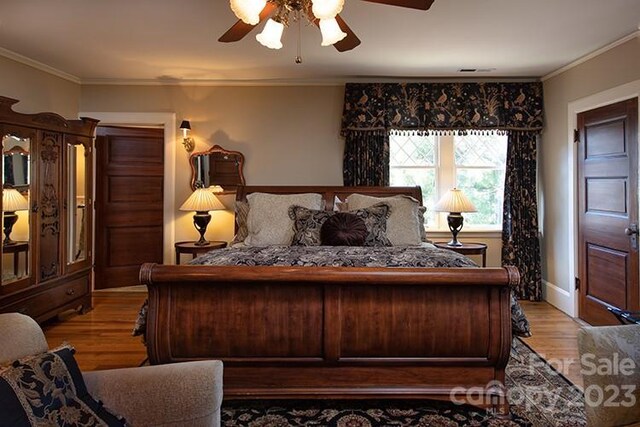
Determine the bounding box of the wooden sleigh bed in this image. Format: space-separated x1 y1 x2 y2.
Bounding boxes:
139 186 518 414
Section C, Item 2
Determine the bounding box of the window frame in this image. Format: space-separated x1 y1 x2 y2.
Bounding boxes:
389 133 506 232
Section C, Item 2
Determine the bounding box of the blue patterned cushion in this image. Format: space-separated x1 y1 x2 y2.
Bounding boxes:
0 345 125 427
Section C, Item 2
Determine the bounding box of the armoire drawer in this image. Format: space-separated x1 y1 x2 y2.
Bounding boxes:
4 277 90 319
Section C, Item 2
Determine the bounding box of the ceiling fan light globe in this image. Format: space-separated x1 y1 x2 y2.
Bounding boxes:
311 0 344 19
256 18 284 49
319 18 347 46
230 0 267 25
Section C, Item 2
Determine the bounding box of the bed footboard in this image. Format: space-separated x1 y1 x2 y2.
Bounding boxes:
140 264 518 414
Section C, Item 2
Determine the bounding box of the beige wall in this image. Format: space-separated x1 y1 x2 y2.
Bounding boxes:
80 85 346 244
80 84 504 265
541 36 640 293
0 56 80 117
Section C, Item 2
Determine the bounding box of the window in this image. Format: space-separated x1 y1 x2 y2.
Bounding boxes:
390 133 508 230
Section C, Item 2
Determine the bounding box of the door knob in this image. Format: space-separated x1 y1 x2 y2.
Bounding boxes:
625 224 639 236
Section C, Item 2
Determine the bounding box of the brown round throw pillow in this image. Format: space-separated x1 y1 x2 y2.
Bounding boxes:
320 212 368 246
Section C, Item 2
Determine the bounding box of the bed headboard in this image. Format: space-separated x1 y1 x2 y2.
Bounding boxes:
235 186 423 210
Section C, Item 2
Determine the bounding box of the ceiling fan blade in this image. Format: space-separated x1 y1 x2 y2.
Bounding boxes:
360 0 434 10
333 15 361 52
218 2 277 43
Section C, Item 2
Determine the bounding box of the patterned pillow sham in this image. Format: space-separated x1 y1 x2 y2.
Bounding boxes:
0 344 125 427
288 203 391 247
417 206 432 243
231 200 250 245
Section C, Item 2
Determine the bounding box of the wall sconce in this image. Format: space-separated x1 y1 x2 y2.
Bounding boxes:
180 120 195 153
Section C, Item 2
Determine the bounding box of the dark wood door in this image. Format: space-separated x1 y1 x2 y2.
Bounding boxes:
95 126 164 289
578 98 639 325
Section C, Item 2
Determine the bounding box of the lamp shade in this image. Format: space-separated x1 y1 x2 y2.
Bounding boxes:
433 188 477 213
179 120 191 131
319 18 347 46
180 188 226 212
2 188 29 212
312 0 344 19
230 0 267 25
256 19 284 49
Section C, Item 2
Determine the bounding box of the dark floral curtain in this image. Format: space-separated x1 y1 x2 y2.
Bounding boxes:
343 131 389 186
340 81 544 303
502 131 542 301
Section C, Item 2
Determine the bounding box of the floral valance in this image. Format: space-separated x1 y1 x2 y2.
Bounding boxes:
341 82 543 136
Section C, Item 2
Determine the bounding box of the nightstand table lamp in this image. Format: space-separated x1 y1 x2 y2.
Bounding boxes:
433 188 477 247
180 187 226 246
3 188 29 246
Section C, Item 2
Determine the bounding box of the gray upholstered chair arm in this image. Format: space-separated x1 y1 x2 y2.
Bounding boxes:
0 313 48 364
83 360 223 427
578 325 640 427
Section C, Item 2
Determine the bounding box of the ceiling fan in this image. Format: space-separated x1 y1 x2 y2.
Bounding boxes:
219 0 434 53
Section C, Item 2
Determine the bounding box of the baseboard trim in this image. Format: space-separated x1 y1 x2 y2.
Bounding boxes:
542 280 574 317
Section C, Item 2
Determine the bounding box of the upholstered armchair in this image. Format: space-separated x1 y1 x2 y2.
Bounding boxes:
578 324 640 427
0 313 223 427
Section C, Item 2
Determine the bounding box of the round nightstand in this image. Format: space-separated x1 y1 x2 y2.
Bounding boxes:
175 241 227 264
434 242 487 267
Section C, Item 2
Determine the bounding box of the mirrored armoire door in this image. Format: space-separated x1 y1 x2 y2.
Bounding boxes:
1 125 35 295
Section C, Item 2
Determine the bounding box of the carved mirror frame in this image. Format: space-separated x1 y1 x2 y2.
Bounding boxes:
189 145 245 193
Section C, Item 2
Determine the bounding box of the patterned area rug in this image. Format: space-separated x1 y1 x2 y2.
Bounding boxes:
221 339 586 427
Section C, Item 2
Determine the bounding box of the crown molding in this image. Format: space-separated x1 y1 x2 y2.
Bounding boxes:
0 47 81 84
2 29 636 87
541 30 640 82
79 76 539 87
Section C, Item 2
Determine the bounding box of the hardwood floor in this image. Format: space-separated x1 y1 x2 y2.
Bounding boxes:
41 294 585 387
42 292 147 372
520 301 584 387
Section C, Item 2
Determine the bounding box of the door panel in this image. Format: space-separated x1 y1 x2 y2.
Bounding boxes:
578 98 639 325
95 126 164 289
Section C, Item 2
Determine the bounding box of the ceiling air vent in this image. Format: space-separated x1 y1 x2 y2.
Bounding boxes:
458 68 496 73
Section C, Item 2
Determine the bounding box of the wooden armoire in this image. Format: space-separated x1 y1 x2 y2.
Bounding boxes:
0 96 99 321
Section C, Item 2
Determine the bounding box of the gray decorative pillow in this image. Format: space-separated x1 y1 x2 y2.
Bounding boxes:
346 194 424 246
245 192 323 246
288 203 391 247
231 200 250 245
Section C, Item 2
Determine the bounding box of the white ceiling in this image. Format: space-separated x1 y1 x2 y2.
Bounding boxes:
0 0 639 83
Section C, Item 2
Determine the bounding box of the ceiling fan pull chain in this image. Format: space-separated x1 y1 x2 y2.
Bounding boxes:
295 13 303 64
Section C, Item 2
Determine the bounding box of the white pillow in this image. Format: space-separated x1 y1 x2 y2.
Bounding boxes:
245 193 323 246
346 194 423 246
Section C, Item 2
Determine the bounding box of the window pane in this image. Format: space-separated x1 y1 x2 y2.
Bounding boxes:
456 168 504 226
390 135 436 167
454 134 507 167
390 167 436 226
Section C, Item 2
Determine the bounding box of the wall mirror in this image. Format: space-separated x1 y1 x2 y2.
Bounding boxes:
2 133 31 286
66 142 88 265
189 145 245 193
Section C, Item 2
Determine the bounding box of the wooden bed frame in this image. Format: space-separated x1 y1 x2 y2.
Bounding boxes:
140 186 518 414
